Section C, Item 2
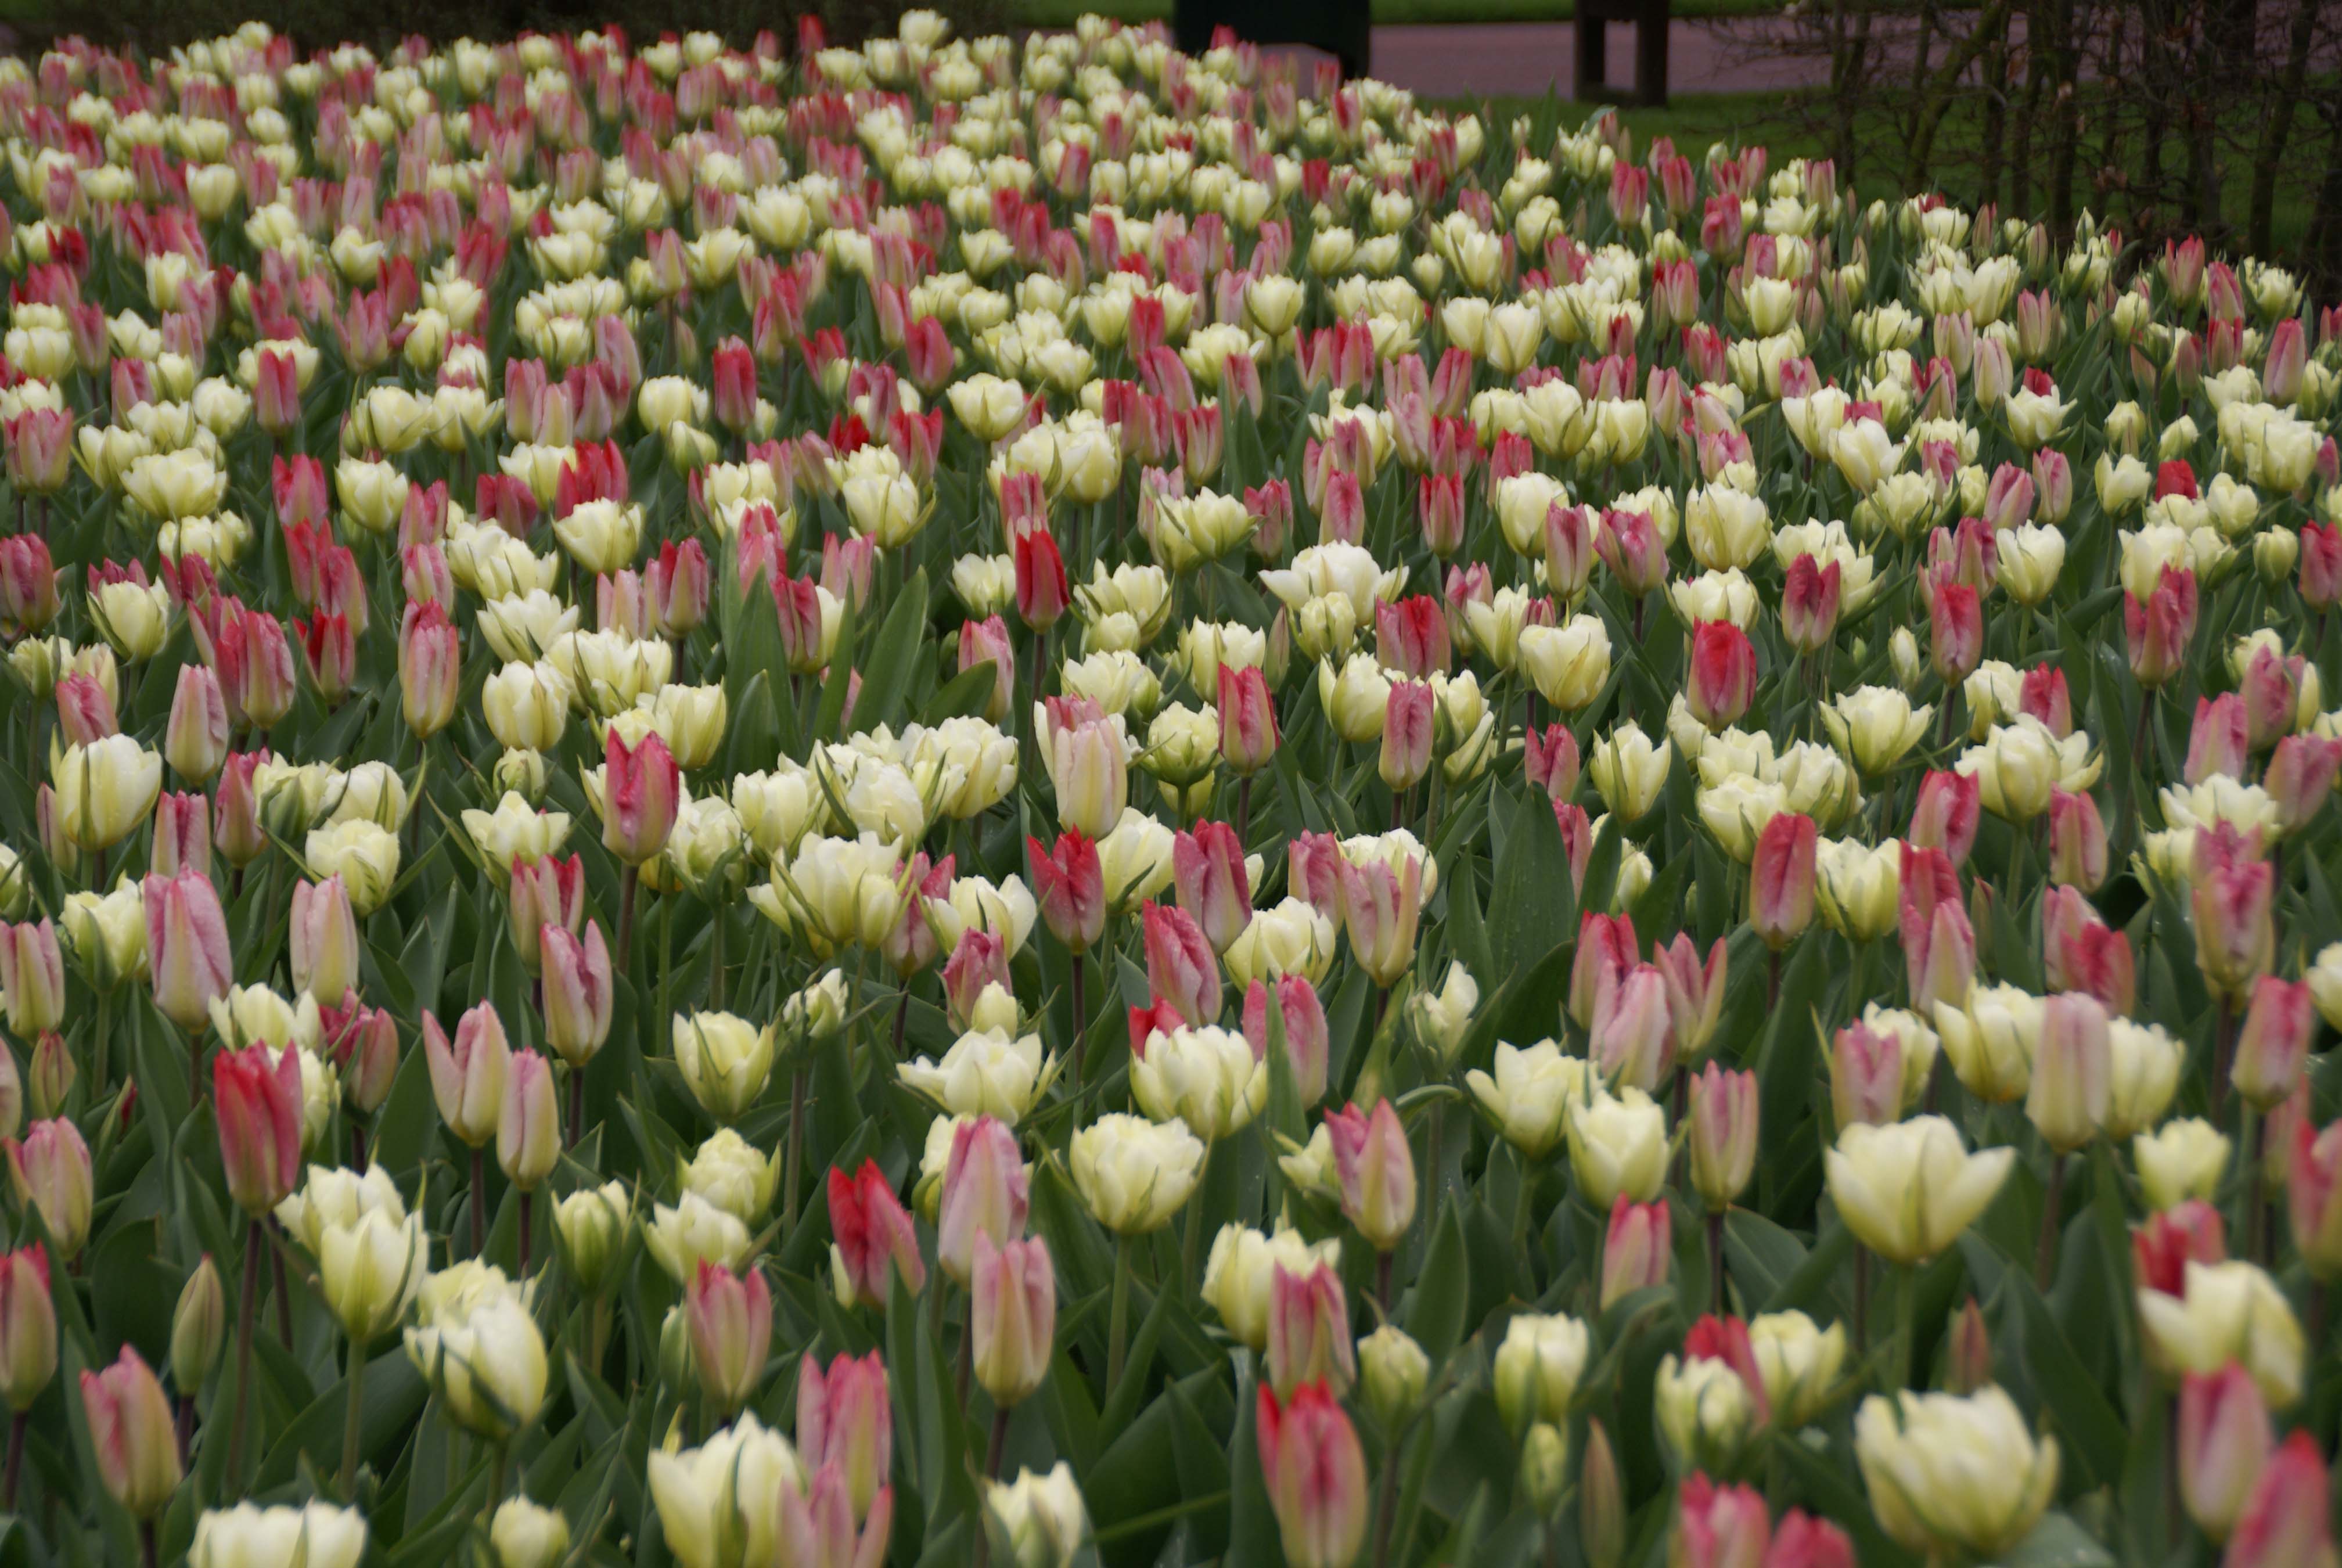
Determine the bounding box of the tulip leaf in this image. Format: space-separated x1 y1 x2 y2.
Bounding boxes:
1406 1195 1470 1365
1754 937 1826 1215
1999 1512 2118 1568
1721 1209 1808 1312
1769 1430 1924 1568
1488 787 1575 980
2009 1263 2129 1493
848 564 931 736
258 1349 430 1489
922 661 999 725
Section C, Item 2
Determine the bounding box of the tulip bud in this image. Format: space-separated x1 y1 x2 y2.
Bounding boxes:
498 1049 559 1190
1172 822 1252 956
2027 992 2111 1153
553 1182 631 1296
1686 621 1758 731
598 730 681 865
1944 1296 1993 1393
2046 787 2108 891
1379 679 1434 791
1750 811 1818 950
212 1045 302 1214
1580 1418 1627 1568
1217 664 1280 774
1589 963 1674 1091
397 600 461 739
1676 1475 1772 1568
1244 976 1331 1107
145 865 232 1032
1027 832 1105 954
1599 1193 1671 1309
2222 1429 2333 1568
289 876 359 1005
26 1033 71 1120
0 919 64 1039
0 1246 55 1411
2233 976 2312 1110
81 1346 181 1518
1357 1324 1428 1430
938 1115 1031 1285
170 1254 225 1393
213 751 269 869
827 1159 924 1308
166 664 229 783
1519 1421 1570 1519
508 854 587 975
490 1500 571 1568
2178 1363 2273 1544
540 922 614 1067
983 1462 1088 1568
1325 1099 1415 1252
1265 1260 1354 1398
970 1231 1055 1407
1337 854 1423 988
686 1261 772 1414
1142 903 1221 1026
1689 1062 1760 1208
423 1003 510 1148
152 792 211 881
1257 1381 1369 1568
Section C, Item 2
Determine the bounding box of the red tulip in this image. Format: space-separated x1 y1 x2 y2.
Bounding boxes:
1780 554 1841 655
1676 1473 1770 1568
1243 976 1329 1106
1142 902 1221 1026
2221 1430 2334 1567
599 729 681 865
1686 621 1757 731
1265 1260 1354 1398
1172 822 1252 955
80 1346 180 1517
798 1350 893 1521
2125 566 2198 689
1898 843 1974 1014
1750 812 1817 950
828 1161 925 1308
1600 1193 1671 1308
1257 1380 1368 1568
213 1044 303 1214
1908 769 1981 867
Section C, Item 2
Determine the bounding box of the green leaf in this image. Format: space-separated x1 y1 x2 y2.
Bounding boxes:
2000 1512 2118 1568
1405 1196 1470 1365
2008 1258 2129 1493
848 564 931 734
1488 787 1575 980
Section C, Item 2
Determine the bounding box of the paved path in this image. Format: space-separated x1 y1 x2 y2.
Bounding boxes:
1364 19 1828 98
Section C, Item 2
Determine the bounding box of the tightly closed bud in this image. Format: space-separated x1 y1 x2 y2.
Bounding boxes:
26 1033 70 1121
553 1182 632 1295
166 664 229 782
797 1348 893 1523
1944 1296 1994 1393
2232 975 2312 1110
81 1347 181 1518
1688 1063 1760 1207
970 1231 1055 1407
1580 1419 1627 1567
1357 1324 1428 1429
0 1246 55 1412
170 1254 226 1392
2178 1363 2272 1543
497 1049 560 1189
1600 1194 1671 1309
2221 1429 2336 1568
424 1003 510 1147
212 1045 302 1214
685 1261 772 1414
1324 1099 1415 1251
1750 811 1818 949
1217 664 1279 774
0 919 64 1040
490 1500 571 1568
1257 1381 1369 1568
1265 1260 1354 1399
289 876 359 1005
2027 991 2110 1152
539 922 614 1067
144 866 232 1031
983 1463 1088 1568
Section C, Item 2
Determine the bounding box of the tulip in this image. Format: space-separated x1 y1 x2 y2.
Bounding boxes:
498 1049 559 1192
1600 1194 1671 1309
1899 843 1975 1014
983 1462 1089 1568
170 1254 225 1395
0 1247 54 1411
1518 615 1611 711
937 1116 1030 1285
405 1288 548 1441
1826 1116 2014 1265
686 1262 772 1414
1217 664 1279 775
1379 679 1434 791
53 734 161 851
1686 620 1758 731
1675 1475 1771 1568
1337 853 1422 988
553 1184 631 1297
165 664 230 783
1854 1387 2059 1560
1265 1260 1354 1397
1013 529 1070 631
672 1012 776 1123
0 919 62 1041
1657 1315 1768 1475
2138 1258 2304 1408
798 1350 893 1522
1026 831 1105 954
2179 1364 2274 1544
491 1501 571 1568
213 1046 302 1214
189 1504 369 1568
2027 991 2110 1153
2222 1430 2336 1568
82 1346 182 1517
285 875 359 1006
1131 1023 1265 1142
1243 976 1331 1107
643 1414 798 1568
1171 822 1251 956
1071 1112 1204 1235
1750 811 1816 949
1689 1063 1760 1209
1656 934 1729 1059
1323 1099 1415 1251
1257 1381 1369 1568
6 1128 91 1265
1589 962 1674 1091
970 1231 1055 1407
540 922 614 1067
2232 976 2312 1109
1037 702 1127 840
1907 769 1981 866
1567 1086 1668 1209
600 730 682 865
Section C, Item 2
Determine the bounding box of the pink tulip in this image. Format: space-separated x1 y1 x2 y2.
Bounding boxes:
941 929 1011 1033
1908 769 1981 867
1028 831 1105 954
2125 566 2198 689
1324 1100 1415 1252
2267 734 2342 833
396 599 459 740
1257 1380 1369 1568
828 1160 925 1307
422 1002 510 1148
1686 621 1757 731
937 1115 1028 1285
1379 679 1435 792
1676 1473 1770 1568
1750 812 1817 950
778 1459 893 1568
686 1261 772 1412
2180 1364 2274 1544
2222 1430 2334 1568
81 1346 181 1517
969 1231 1054 1407
1142 902 1221 1026
2188 695 2251 783
1764 1512 1855 1568
1591 962 1675 1092
1013 528 1070 632
1779 554 1841 656
289 875 358 1005
1173 822 1253 955
1899 843 1974 1014
541 921 614 1067
1830 1019 1910 1128
1688 1062 1760 1208
2232 976 2313 1110
143 866 231 1032
1929 581 1983 683
2190 831 2274 1004
1571 911 1640 1031
1265 1260 1354 1397
600 729 681 866
1217 664 1280 775
0 1246 55 1411
1600 1193 1671 1308
213 1045 302 1214
2046 788 2108 891
1286 832 1347 920
1243 976 1330 1106
1337 855 1421 990
509 853 587 973
798 1350 893 1521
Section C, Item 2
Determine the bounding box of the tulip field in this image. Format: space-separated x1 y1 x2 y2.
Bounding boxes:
0 12 2340 1568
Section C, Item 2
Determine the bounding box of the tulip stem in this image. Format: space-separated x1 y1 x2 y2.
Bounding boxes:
2035 1152 2063 1289
470 1147 487 1260
616 864 639 974
784 1068 808 1229
567 1068 584 1152
1069 957 1086 1088
1105 1233 1132 1394
1708 1207 1726 1314
517 1189 533 1276
227 1216 262 1491
339 1339 367 1499
2 1411 21 1511
488 1441 508 1509
2243 1105 2267 1266
1370 1431 1402 1568
1181 1142 1213 1281
139 1520 156 1568
1852 1246 1869 1361
1899 1263 1922 1393
2211 999 2235 1117
271 1219 293 1348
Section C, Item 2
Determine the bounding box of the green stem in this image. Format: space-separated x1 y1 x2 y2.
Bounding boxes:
1901 1262 1922 1392
339 1339 367 1499
227 1217 262 1491
487 1442 508 1513
784 1067 808 1229
1105 1233 1132 1394
1181 1141 1213 1281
